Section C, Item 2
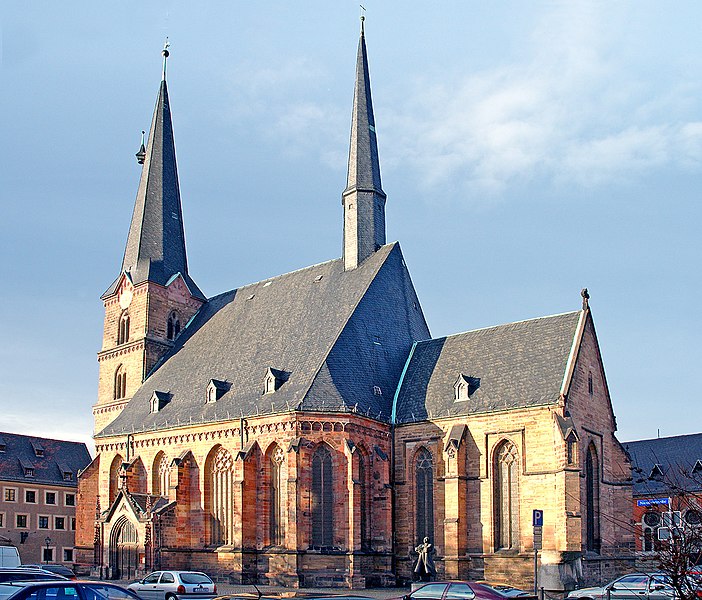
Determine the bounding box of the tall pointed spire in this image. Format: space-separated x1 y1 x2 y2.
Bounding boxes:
117 45 204 299
342 16 387 271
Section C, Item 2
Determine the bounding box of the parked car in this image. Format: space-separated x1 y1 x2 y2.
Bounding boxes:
21 565 77 580
128 571 216 600
0 580 141 600
567 573 675 600
395 581 532 600
475 584 532 598
0 569 67 583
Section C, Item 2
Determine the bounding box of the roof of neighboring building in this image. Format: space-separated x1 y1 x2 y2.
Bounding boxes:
0 432 91 487
393 310 583 424
97 242 430 437
624 433 702 496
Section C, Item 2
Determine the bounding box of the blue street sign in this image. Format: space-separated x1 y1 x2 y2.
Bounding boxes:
637 498 669 507
533 509 544 527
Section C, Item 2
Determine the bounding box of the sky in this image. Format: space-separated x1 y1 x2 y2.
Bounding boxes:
0 2 700 452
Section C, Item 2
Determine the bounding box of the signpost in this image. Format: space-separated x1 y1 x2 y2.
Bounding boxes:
533 510 543 597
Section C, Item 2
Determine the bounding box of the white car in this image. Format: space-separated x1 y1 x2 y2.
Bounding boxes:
128 571 216 600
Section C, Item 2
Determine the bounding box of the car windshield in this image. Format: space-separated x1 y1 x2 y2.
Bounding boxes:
178 574 212 585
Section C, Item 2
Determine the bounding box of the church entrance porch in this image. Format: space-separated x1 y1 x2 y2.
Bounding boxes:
109 517 139 580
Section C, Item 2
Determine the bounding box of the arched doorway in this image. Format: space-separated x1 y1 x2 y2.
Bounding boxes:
109 517 139 580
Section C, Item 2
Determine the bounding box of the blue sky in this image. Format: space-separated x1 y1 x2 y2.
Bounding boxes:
1 2 700 449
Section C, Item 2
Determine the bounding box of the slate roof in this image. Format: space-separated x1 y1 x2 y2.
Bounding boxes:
624 433 702 496
0 432 91 487
393 311 583 424
97 242 430 437
103 78 204 300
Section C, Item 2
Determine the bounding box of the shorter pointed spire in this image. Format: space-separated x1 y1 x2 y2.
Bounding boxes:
135 130 146 164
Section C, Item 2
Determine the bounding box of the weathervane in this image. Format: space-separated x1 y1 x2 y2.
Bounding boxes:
162 37 170 80
360 4 366 33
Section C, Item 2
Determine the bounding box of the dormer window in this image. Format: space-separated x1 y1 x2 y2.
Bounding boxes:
118 311 130 345
454 374 479 401
31 442 44 458
206 379 229 403
692 460 702 475
63 471 73 481
373 386 382 396
649 464 665 480
150 391 171 413
167 311 180 341
263 367 289 395
24 467 34 478
0 443 5 453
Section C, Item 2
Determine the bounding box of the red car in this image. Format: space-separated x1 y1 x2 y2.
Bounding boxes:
397 582 533 600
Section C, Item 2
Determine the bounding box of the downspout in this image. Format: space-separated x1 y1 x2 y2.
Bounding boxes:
390 342 417 582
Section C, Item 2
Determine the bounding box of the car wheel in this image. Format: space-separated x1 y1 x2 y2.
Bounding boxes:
165 594 177 600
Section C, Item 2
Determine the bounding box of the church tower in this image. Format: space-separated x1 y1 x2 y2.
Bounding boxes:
342 18 386 270
93 47 206 433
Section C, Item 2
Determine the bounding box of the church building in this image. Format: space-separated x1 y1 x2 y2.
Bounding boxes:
75 24 634 590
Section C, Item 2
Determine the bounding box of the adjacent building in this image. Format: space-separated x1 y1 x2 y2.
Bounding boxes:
75 24 634 590
0 432 91 565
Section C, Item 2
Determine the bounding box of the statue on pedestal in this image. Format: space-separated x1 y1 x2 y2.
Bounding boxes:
413 537 436 581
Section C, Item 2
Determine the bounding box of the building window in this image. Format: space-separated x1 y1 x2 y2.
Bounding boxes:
118 311 130 345
24 467 35 478
42 547 54 563
114 365 127 400
54 516 65 530
65 494 75 507
4 488 17 502
588 371 593 395
63 471 73 481
38 516 49 529
208 447 234 545
70 517 76 531
167 311 180 340
270 447 285 546
415 447 434 545
45 492 56 505
25 490 37 503
585 443 601 553
0 513 4 527
311 445 334 548
494 440 520 551
359 451 370 550
63 548 74 562
16 514 28 528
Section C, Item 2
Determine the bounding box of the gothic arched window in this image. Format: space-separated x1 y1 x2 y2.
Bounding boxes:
585 443 601 553
118 312 130 345
494 440 520 550
114 366 127 400
157 454 170 497
311 445 333 548
270 446 285 546
167 311 180 341
208 447 234 545
358 450 371 550
415 447 434 545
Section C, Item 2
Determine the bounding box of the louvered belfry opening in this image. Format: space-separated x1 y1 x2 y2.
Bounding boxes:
415 447 434 544
494 441 520 550
311 445 334 548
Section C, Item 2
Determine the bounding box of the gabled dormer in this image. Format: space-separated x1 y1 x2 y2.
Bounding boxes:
31 441 44 458
150 391 171 413
649 464 665 480
691 460 702 475
206 379 229 403
263 368 290 395
454 374 479 401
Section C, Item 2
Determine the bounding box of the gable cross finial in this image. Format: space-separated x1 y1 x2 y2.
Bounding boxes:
581 288 590 310
162 37 170 81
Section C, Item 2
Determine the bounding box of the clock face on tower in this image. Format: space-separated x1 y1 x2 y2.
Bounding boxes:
119 287 133 310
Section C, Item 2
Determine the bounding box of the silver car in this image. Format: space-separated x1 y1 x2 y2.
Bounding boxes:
127 571 216 600
567 573 675 600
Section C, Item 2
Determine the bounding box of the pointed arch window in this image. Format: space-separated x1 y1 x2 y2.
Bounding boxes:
167 311 180 341
157 454 170 497
585 443 601 553
359 451 371 550
208 447 234 545
311 445 334 548
270 447 285 546
118 312 130 345
494 440 520 550
114 366 127 400
415 448 434 545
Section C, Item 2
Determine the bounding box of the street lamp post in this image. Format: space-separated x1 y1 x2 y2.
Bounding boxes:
44 537 51 564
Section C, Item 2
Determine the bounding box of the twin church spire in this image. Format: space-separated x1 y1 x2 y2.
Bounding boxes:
117 23 385 294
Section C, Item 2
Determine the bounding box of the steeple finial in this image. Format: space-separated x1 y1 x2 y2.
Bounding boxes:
360 5 366 35
581 288 590 310
135 130 146 164
162 38 170 81
341 18 387 271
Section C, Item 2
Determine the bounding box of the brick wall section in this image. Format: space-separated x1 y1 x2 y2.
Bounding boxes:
94 276 204 433
75 456 100 569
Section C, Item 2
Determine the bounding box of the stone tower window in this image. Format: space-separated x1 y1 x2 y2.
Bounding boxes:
167 311 180 340
118 312 130 345
114 366 127 400
585 443 601 553
415 447 434 545
494 440 520 551
311 445 334 548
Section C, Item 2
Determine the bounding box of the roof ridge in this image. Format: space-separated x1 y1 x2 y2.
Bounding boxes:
624 432 702 445
419 309 583 343
0 431 88 446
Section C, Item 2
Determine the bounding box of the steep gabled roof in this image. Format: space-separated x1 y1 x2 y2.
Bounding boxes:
0 432 91 486
393 311 583 424
625 433 702 496
97 242 430 437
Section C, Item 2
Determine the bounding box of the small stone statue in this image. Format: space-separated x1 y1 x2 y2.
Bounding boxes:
413 537 436 581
